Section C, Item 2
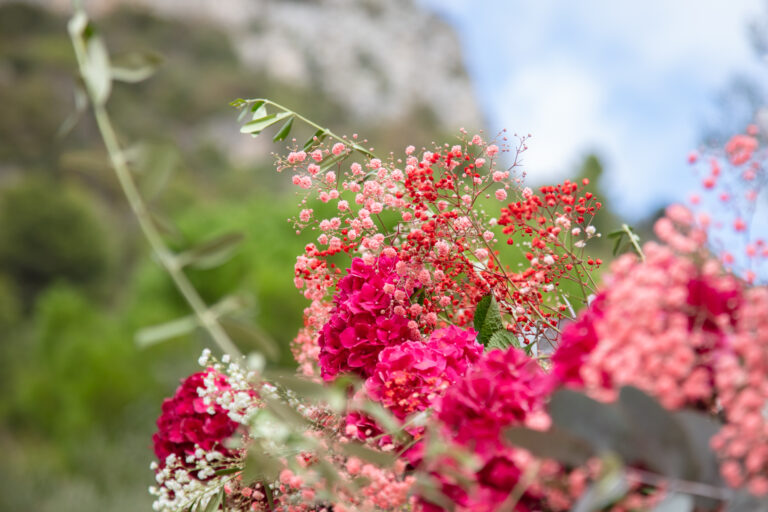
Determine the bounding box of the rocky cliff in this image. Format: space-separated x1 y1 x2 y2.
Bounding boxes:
32 0 483 130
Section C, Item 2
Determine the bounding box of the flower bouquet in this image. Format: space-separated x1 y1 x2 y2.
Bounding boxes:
146 101 768 511
66 10 768 510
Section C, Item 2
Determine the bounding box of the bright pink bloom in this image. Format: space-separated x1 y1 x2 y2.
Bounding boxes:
366 340 449 421
550 294 605 387
437 348 547 456
426 326 483 382
725 134 758 166
318 257 416 380
152 370 240 469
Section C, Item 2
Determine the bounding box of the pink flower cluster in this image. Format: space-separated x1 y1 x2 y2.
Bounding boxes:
318 256 418 381
688 126 768 282
552 238 742 410
711 285 768 494
153 370 240 469
438 348 548 456
421 348 550 511
366 327 482 422
549 210 768 495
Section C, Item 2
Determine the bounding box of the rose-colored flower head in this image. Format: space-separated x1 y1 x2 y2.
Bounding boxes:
152 370 239 469
426 326 483 382
365 328 482 423
550 294 605 388
550 241 743 410
437 348 548 457
318 256 417 380
366 341 449 422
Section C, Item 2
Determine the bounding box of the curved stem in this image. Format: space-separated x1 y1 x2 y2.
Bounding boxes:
622 223 646 261
72 25 241 358
239 98 376 158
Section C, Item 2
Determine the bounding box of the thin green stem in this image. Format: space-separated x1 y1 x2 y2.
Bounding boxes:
71 22 241 358
240 98 376 158
622 223 645 262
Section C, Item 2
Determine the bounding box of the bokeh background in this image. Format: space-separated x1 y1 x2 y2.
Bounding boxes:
0 0 766 510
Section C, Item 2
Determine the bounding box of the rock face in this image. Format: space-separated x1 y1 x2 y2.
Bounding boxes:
31 0 483 129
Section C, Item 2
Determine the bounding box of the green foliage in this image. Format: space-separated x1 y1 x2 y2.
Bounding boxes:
473 294 504 346
505 386 730 510
6 284 157 444
0 179 114 303
0 273 21 330
472 294 524 351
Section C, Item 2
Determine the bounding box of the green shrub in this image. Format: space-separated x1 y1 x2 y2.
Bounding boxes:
0 179 114 303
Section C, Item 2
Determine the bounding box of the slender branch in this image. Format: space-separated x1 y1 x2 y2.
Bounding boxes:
622 223 646 261
70 19 241 358
238 98 376 158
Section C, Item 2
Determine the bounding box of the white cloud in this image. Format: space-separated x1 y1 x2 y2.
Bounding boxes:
494 61 610 181
421 0 765 217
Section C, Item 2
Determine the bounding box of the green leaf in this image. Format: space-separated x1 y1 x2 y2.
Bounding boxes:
486 329 519 350
213 467 241 477
266 372 346 412
250 100 265 115
674 409 722 485
135 315 197 347
272 116 294 142
549 388 631 455
727 492 768 512
177 232 244 270
240 112 291 136
241 445 283 484
110 51 162 82
202 489 223 512
81 26 112 105
351 142 375 158
68 11 88 38
319 153 346 173
130 142 180 200
251 103 268 121
340 442 397 468
612 233 625 256
653 493 694 512
149 209 184 242
415 474 457 512
572 458 628 512
504 426 594 467
618 386 700 480
473 294 504 346
303 128 327 151
358 400 402 438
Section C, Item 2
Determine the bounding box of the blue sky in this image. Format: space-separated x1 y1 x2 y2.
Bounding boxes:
419 0 765 219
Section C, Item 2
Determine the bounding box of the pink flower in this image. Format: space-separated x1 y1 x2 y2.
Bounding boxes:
426 326 482 382
550 294 605 387
152 370 240 470
553 242 743 411
725 134 758 166
486 144 499 157
318 257 416 380
366 341 449 421
437 348 548 456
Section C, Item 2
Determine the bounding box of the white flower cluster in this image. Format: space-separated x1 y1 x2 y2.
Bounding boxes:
198 349 261 424
149 452 229 512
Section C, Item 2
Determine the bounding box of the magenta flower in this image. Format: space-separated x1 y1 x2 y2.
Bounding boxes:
152 370 239 469
437 348 547 457
318 257 416 380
